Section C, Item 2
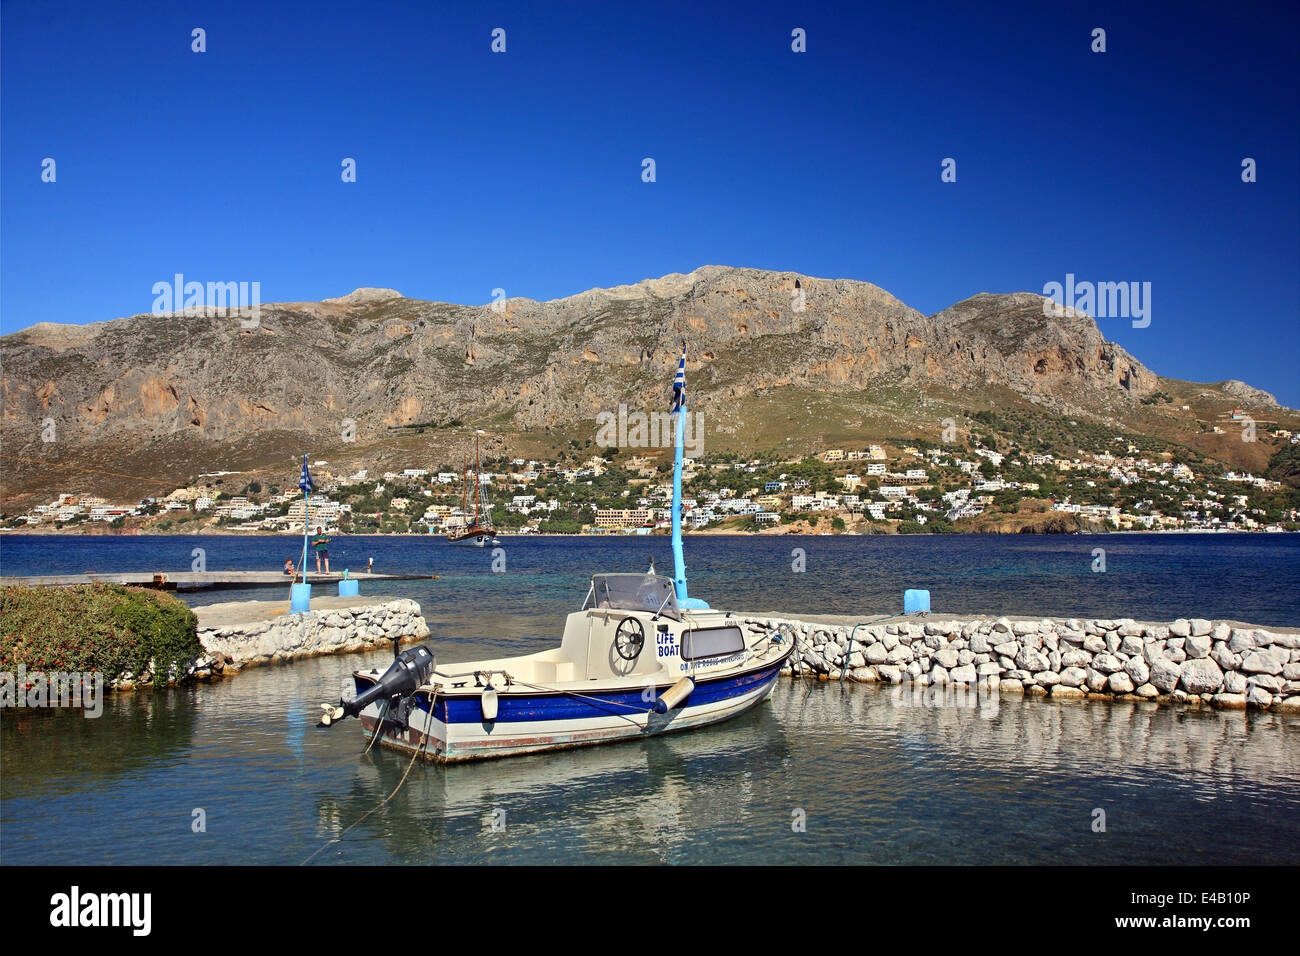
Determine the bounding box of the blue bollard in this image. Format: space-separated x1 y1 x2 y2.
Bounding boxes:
290 583 312 613
338 576 359 597
904 589 931 614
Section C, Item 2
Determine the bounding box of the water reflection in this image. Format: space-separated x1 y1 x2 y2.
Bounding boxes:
3 646 1298 865
306 705 789 865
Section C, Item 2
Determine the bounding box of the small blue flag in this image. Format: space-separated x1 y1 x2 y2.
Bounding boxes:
299 455 315 494
670 346 686 413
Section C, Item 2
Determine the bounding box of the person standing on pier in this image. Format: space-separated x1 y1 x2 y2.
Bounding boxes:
312 527 331 574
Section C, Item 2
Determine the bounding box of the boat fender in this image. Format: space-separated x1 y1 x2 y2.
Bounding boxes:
481 686 499 721
654 676 695 714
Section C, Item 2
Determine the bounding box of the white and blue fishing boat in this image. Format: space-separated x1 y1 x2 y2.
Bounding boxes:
318 346 793 761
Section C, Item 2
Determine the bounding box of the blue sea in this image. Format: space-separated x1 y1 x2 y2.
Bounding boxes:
2 531 1298 626
1 533 1297 865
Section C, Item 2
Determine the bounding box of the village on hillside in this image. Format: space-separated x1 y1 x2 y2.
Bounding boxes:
7 418 1298 536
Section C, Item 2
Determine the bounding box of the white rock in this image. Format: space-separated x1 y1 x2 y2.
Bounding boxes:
1015 647 1050 672
1247 684 1274 708
1179 658 1225 695
1058 667 1088 687
1227 629 1255 653
1119 636 1145 657
950 664 977 684
1241 651 1284 675
1248 673 1285 693
1125 658 1150 685
1092 653 1124 674
1150 658 1182 693
886 645 913 664
1108 672 1135 694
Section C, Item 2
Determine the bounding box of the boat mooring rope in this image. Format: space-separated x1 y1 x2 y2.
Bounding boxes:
839 612 931 683
300 691 437 866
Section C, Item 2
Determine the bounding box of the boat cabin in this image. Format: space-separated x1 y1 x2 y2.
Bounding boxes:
438 574 750 690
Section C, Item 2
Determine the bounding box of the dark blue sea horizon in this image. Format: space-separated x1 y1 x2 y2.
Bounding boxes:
1 531 1296 628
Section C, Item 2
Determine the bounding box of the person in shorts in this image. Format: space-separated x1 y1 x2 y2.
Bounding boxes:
312 528 331 573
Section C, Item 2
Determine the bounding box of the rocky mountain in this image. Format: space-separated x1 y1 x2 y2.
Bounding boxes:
1 266 1293 504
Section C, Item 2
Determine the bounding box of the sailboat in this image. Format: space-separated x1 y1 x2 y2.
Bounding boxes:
446 432 498 547
318 345 794 762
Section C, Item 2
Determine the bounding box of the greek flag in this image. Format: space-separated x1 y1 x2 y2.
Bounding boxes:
298 455 315 494
670 346 686 413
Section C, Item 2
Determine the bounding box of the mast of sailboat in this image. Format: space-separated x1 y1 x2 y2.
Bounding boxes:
670 344 708 610
461 454 468 521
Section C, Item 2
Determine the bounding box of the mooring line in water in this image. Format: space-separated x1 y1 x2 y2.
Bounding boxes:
300 692 437 866
360 698 391 756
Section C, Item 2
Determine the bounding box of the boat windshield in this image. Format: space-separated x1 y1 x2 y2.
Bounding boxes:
586 574 680 621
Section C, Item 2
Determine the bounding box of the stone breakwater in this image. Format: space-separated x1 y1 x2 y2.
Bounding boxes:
194 599 429 678
110 599 430 689
743 615 1300 713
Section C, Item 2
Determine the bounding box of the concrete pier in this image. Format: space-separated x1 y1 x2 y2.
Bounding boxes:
0 570 431 591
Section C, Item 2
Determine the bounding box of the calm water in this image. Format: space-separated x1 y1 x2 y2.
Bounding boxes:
2 533 1298 864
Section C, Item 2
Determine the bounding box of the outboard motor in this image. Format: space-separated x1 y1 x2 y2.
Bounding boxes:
319 644 435 727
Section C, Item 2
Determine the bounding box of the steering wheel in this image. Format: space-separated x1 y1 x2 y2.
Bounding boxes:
614 617 646 661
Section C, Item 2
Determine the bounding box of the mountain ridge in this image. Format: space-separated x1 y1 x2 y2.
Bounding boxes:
2 266 1293 504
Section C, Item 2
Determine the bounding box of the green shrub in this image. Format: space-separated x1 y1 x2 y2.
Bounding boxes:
0 584 201 685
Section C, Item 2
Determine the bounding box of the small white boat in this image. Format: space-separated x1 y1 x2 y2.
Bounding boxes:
319 344 792 760
330 573 792 762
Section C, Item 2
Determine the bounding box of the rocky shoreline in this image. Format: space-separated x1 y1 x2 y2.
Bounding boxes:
747 614 1300 713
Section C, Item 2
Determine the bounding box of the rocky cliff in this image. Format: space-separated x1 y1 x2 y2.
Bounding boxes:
0 266 1290 502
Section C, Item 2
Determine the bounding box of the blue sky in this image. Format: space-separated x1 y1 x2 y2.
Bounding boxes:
3 0 1297 405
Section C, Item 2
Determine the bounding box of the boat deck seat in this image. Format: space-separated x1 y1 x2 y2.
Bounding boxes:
528 659 579 685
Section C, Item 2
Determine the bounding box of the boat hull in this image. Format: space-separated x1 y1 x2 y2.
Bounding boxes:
446 531 497 547
358 655 789 763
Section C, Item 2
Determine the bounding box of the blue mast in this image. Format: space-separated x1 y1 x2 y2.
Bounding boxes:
670 344 709 610
299 455 315 582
